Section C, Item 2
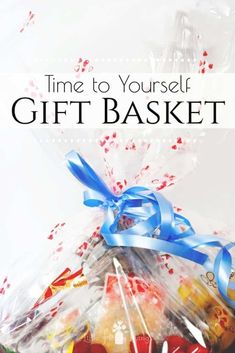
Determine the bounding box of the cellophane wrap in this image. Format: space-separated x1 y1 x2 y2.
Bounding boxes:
0 129 234 353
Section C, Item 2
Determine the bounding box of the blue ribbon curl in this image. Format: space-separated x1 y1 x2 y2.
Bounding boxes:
66 150 235 309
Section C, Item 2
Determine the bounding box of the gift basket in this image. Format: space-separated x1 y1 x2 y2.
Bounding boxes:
0 134 235 353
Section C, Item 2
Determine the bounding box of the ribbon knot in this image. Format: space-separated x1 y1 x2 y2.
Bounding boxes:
66 150 235 309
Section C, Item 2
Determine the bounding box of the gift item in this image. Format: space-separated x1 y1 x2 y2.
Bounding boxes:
93 268 165 353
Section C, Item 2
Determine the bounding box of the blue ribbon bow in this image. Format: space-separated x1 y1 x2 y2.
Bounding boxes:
66 150 235 309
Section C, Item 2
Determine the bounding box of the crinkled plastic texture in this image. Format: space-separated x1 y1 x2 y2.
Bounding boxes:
0 238 226 353
0 137 235 353
0 130 202 346
141 250 235 352
0 141 235 353
152 0 235 73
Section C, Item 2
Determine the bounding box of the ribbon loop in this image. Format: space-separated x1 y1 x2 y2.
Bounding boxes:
66 151 115 200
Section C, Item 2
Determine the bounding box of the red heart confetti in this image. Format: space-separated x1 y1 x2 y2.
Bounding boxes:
20 11 35 33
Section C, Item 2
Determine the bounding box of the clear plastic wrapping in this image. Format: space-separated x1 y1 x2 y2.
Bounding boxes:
0 136 234 353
